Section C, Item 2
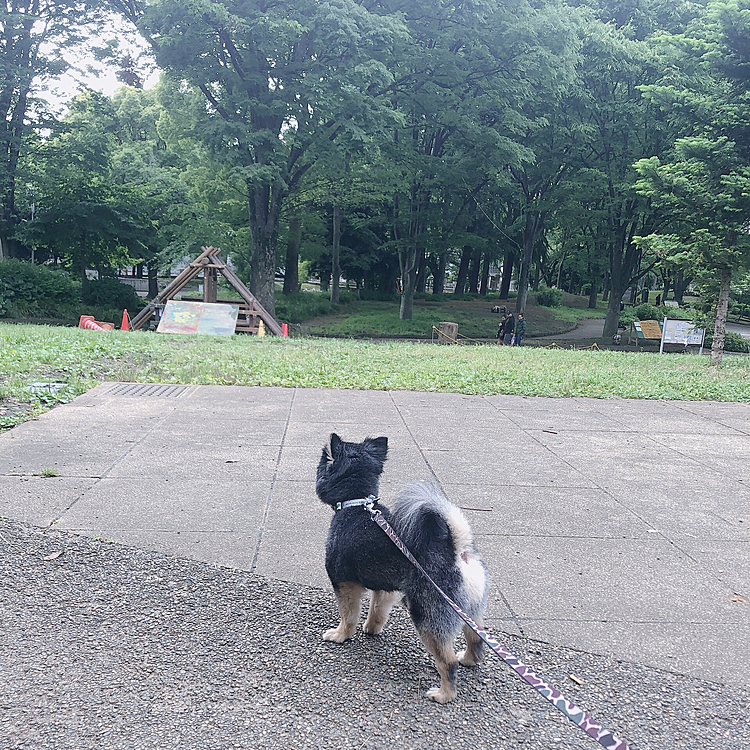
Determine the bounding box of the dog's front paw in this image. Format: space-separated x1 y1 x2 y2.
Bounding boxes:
425 686 456 704
322 627 350 643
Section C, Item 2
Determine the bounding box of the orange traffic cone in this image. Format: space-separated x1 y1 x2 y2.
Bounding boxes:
121 309 130 331
79 315 106 331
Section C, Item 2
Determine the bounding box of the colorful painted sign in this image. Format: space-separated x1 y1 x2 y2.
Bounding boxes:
156 300 239 336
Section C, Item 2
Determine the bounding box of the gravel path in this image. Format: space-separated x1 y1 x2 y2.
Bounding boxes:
2 519 748 750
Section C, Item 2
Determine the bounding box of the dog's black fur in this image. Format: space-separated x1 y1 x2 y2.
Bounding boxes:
316 433 489 703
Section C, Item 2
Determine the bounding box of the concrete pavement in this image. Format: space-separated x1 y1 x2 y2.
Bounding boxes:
1 383 748 690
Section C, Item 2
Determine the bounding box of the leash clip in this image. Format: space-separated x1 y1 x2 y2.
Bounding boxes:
365 494 379 517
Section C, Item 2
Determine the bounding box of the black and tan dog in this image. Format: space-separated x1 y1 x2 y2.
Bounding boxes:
316 433 489 703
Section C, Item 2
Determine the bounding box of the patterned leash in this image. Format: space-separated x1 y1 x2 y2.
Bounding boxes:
363 497 632 750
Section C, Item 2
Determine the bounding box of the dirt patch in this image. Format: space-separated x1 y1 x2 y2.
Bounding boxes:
0 399 39 431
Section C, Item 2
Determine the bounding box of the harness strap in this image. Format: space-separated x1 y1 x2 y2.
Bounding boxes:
367 503 632 750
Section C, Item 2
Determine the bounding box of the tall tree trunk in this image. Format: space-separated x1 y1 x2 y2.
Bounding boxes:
661 270 671 302
433 252 447 295
283 214 301 295
399 244 418 319
467 247 481 294
248 182 283 316
673 270 691 305
588 278 598 309
479 252 491 295
147 264 158 299
499 251 514 299
415 248 428 293
331 205 341 304
454 246 472 295
517 212 543 314
711 266 732 366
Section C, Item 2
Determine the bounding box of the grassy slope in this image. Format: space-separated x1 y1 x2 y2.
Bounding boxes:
300 292 605 338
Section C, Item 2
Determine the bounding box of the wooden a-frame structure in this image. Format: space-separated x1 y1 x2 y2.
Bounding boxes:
129 246 284 336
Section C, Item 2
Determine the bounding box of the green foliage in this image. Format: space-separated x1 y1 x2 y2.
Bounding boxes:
634 303 663 321
534 287 563 307
0 260 80 318
704 331 750 353
274 291 354 324
618 308 639 328
81 278 144 311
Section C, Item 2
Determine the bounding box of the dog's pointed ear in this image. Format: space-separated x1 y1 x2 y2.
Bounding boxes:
367 436 388 461
329 433 343 458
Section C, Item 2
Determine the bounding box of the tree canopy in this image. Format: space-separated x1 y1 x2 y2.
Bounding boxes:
2 0 749 358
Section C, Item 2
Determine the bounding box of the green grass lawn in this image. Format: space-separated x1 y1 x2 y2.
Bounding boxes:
2 322 749 431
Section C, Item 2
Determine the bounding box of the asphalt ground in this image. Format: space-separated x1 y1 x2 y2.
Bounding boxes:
1 384 749 749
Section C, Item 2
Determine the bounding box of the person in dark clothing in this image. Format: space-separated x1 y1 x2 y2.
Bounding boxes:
514 313 526 346
503 312 515 345
496 314 507 345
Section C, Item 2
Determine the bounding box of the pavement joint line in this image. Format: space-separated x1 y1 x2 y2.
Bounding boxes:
485 397 750 603
47 398 183 528
389 390 444 490
250 387 297 574
669 399 750 437
389 390 531 637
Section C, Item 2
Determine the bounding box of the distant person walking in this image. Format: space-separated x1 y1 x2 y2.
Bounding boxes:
496 314 507 345
503 312 515 346
514 313 526 346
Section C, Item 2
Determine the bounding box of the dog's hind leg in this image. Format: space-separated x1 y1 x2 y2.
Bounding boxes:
323 582 367 643
363 590 400 635
458 620 485 667
419 632 459 704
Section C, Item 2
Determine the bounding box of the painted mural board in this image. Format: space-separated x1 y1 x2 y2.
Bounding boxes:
156 300 239 336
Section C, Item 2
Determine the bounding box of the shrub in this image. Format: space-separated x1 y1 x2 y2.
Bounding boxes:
534 287 563 307
0 259 80 318
82 278 142 310
633 303 663 321
704 330 750 353
618 308 639 328
361 288 399 302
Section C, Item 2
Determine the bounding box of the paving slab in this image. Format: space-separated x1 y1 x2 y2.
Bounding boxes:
1 381 748 700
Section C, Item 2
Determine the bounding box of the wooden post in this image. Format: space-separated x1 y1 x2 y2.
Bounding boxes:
437 321 458 344
204 265 218 303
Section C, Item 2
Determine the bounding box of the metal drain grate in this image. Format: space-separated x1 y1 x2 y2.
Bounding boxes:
107 383 189 398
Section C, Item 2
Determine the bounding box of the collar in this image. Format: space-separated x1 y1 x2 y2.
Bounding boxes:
335 495 379 512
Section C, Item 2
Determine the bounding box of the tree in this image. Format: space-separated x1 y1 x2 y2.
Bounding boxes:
0 0 104 259
16 91 147 281
635 137 750 364
111 0 406 317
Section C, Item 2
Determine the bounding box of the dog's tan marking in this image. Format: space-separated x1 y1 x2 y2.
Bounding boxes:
458 620 485 666
363 590 401 635
323 582 367 643
420 632 458 703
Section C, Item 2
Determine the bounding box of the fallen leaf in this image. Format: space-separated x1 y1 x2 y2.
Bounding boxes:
43 550 63 561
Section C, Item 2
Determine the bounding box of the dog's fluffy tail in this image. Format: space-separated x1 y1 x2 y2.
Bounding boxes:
391 481 488 609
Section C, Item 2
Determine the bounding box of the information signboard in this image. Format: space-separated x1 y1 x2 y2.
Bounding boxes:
660 318 705 353
156 300 239 336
